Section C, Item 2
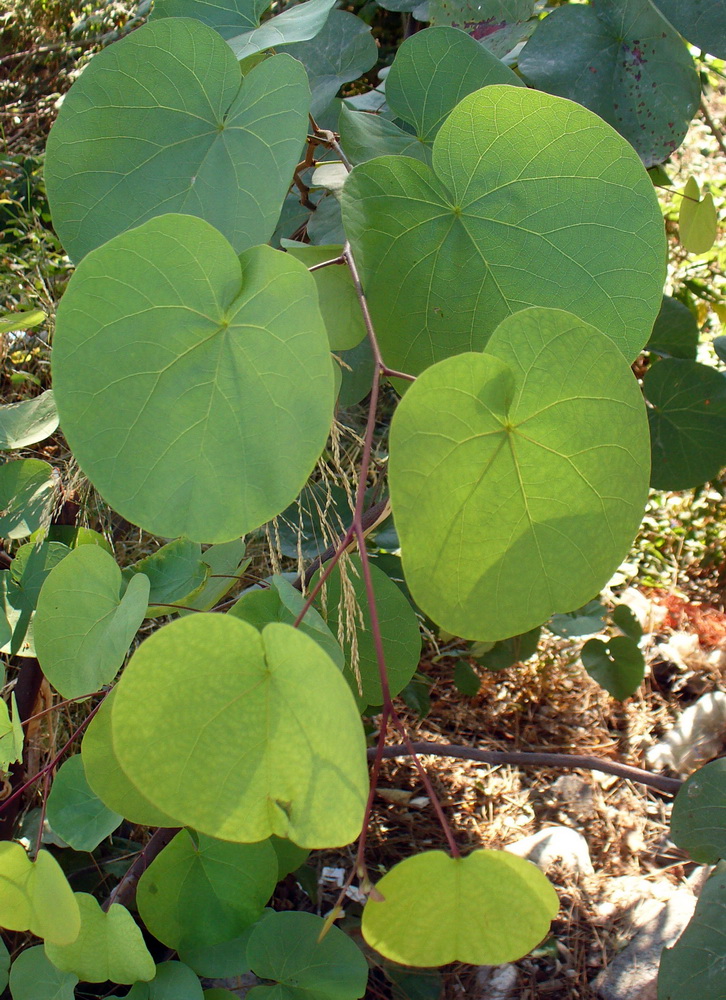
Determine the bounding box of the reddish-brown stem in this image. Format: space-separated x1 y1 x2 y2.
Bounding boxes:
372 743 683 796
0 698 105 818
103 826 180 911
355 706 392 870
22 690 107 727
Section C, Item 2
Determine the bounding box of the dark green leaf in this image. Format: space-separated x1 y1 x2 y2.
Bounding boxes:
581 635 645 700
0 391 58 451
670 758 726 864
548 600 607 638
151 0 269 38
246 911 369 1000
0 459 56 540
9 946 77 1000
611 604 643 642
46 20 310 261
453 660 480 696
652 0 726 59
658 864 726 999
644 359 726 490
45 754 122 852
428 0 536 57
647 297 699 360
343 87 666 378
519 0 700 167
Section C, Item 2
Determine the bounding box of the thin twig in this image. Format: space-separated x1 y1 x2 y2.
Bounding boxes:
103 827 179 910
700 96 726 157
371 743 683 795
307 255 346 272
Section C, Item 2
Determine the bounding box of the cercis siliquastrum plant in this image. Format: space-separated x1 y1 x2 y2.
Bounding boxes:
1 2 725 998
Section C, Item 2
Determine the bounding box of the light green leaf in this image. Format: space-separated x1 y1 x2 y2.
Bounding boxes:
342 86 666 378
0 459 56 540
123 539 209 617
653 0 726 59
45 754 122 852
151 0 269 38
9 946 78 1000
387 26 522 143
137 829 278 951
337 337 376 409
307 192 345 245
670 759 726 864
428 0 536 57
388 307 650 641
45 893 155 984
123 960 204 1000
285 244 366 351
362 849 558 965
228 0 337 60
111 615 368 846
230 576 345 670
646 296 699 360
0 694 23 770
246 911 368 1000
52 216 334 543
35 545 150 699
286 10 378 118
580 636 645 700
0 391 58 451
0 844 81 945
179 539 249 614
45 19 310 261
519 0 700 167
313 555 422 708
658 864 726 999
644 359 726 490
679 178 718 254
0 309 46 337
81 689 181 828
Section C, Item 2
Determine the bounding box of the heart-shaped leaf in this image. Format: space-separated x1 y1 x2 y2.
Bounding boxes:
580 635 645 700
45 754 122 852
1 541 70 658
428 0 536 57
137 830 278 951
0 844 80 945
0 390 58 451
9 947 78 1000
45 19 310 262
246 911 368 1000
388 308 650 641
342 86 666 378
519 0 700 167
652 0 726 59
361 849 558 965
52 215 334 543
670 759 726 864
124 962 205 1000
35 545 150 699
177 539 249 614
110 614 368 846
644 359 726 490
45 893 155 984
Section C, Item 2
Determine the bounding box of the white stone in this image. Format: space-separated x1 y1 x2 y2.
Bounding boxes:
504 825 594 875
646 690 726 775
475 964 519 1000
